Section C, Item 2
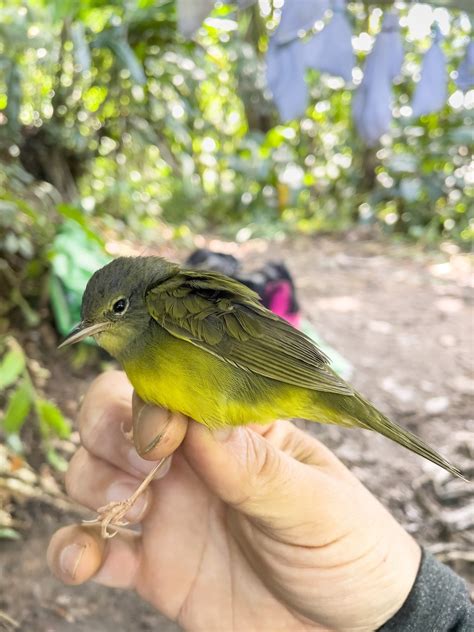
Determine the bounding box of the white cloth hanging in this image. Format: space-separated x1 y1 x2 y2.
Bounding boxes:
305 0 354 82
411 26 447 117
266 0 330 120
352 11 403 146
274 0 330 45
266 37 308 120
456 40 474 91
353 73 393 146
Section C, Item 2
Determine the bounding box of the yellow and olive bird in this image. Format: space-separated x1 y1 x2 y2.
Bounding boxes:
60 256 464 533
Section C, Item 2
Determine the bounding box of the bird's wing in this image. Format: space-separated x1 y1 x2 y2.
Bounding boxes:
146 269 353 395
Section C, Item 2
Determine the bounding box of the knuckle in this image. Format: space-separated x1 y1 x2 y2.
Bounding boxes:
65 448 88 499
246 434 281 493
80 398 129 453
264 422 316 464
79 371 130 426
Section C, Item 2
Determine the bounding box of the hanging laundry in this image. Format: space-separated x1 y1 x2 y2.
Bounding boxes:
266 0 330 119
353 75 393 146
352 11 403 146
305 0 354 82
379 11 404 81
274 0 330 45
411 25 447 117
456 40 474 91
266 37 308 120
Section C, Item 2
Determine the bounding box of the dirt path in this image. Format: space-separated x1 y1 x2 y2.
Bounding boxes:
1 234 473 631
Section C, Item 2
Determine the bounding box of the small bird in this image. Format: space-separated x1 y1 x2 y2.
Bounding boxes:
60 256 465 535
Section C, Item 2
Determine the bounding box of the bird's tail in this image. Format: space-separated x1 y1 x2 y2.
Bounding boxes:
352 394 466 480
309 390 466 480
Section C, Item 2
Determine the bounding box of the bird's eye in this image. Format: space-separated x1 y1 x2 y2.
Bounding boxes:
112 298 128 315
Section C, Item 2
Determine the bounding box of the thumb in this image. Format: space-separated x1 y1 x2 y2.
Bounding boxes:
182 420 338 533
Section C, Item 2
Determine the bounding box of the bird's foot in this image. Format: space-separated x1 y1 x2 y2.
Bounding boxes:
83 500 133 539
82 457 167 539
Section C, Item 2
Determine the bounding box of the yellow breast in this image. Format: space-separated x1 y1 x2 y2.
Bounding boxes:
122 331 308 429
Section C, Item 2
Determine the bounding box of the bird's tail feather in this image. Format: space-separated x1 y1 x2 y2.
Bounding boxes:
353 394 466 481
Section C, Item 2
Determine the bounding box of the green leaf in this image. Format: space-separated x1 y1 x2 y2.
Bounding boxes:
37 399 71 439
56 204 106 247
0 527 21 540
46 447 69 472
96 28 146 85
2 381 32 434
0 347 26 391
48 0 80 22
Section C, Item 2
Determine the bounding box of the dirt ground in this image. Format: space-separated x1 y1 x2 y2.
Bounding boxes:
1 232 473 631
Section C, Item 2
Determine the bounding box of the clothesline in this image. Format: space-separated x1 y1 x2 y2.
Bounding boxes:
178 0 474 145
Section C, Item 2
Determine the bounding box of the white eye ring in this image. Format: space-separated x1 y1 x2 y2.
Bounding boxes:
112 297 128 315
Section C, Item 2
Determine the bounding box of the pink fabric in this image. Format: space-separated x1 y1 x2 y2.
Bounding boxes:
266 281 301 328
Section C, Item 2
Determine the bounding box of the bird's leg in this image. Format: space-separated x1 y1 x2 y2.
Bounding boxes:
83 457 166 539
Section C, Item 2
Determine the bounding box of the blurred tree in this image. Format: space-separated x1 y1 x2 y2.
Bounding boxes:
0 0 472 255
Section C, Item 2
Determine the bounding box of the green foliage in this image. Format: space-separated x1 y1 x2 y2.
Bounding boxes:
37 399 71 440
2 381 32 434
0 337 71 470
0 345 26 390
0 162 59 329
0 0 472 261
0 0 473 246
0 527 21 540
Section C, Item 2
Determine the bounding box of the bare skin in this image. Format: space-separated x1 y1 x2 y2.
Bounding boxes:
47 371 421 632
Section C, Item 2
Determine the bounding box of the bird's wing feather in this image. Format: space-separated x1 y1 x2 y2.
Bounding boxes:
146 270 353 395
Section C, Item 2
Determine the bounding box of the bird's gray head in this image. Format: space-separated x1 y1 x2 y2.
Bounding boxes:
59 256 178 357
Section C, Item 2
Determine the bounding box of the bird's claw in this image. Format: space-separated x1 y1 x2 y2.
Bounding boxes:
82 500 133 539
81 458 167 539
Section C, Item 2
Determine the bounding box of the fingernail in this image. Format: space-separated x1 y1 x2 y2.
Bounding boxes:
212 427 235 442
106 481 148 522
135 405 169 454
60 543 86 580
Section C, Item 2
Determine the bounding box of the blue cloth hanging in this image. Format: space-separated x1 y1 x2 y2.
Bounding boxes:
352 11 403 146
305 0 354 82
380 11 404 81
266 37 309 120
456 40 474 91
411 26 447 117
274 0 329 46
266 1 330 120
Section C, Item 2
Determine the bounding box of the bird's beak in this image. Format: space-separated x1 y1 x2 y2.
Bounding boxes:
58 321 109 349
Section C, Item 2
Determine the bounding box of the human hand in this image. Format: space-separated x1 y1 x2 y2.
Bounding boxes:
47 371 421 632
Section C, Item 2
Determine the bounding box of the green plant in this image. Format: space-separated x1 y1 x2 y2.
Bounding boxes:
0 336 71 471
0 0 472 251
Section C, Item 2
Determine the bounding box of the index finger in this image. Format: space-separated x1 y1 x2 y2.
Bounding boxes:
78 371 188 475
